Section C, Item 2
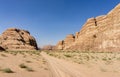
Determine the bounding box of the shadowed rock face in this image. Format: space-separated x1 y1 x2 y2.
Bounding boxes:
0 46 5 51
56 3 120 52
0 28 38 51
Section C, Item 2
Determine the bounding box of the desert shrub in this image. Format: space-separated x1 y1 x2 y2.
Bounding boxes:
1 54 7 57
26 61 32 63
0 68 14 73
19 63 27 68
19 63 34 72
26 67 34 72
64 54 71 57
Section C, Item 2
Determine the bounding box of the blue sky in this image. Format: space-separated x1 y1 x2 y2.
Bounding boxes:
0 0 119 47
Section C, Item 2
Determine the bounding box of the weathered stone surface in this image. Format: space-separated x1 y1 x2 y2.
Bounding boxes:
56 34 75 50
0 28 38 51
64 34 75 49
56 3 120 52
56 40 64 50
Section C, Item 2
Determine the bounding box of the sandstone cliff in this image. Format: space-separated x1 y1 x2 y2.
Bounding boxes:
56 3 120 52
0 28 38 51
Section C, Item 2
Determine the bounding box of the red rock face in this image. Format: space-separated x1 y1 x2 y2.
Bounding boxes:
0 28 38 51
56 3 120 52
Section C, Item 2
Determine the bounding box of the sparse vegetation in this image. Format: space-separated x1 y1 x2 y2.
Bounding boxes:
64 54 71 57
19 63 27 68
0 68 14 73
19 63 34 72
26 60 32 63
1 54 7 57
0 50 50 77
26 67 34 72
46 51 120 72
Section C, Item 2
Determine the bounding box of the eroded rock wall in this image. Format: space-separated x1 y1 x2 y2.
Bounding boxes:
56 3 120 52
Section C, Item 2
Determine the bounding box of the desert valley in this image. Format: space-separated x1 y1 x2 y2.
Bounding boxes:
0 2 120 77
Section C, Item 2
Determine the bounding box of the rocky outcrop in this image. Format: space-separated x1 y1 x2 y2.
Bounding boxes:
56 3 120 52
0 28 38 51
63 34 75 49
56 34 75 50
56 40 64 50
42 45 56 50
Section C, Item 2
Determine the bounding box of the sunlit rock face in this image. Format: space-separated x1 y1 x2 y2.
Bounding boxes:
56 3 120 52
0 28 38 51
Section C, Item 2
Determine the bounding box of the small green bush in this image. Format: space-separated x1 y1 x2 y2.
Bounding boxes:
26 61 32 63
19 63 27 68
1 68 14 73
1 54 7 57
64 54 71 57
19 63 34 72
26 67 34 72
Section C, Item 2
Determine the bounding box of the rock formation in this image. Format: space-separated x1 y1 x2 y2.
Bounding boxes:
0 28 38 51
56 34 75 50
56 3 120 52
42 45 56 50
56 40 64 50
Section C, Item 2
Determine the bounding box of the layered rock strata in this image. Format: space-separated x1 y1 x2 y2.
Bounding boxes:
56 3 120 52
0 28 38 51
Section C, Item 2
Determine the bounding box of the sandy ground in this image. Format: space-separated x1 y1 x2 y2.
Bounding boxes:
0 51 50 77
0 51 120 77
42 51 120 77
